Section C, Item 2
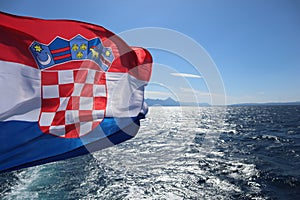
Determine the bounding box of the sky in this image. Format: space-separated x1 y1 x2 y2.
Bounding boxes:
1 0 300 104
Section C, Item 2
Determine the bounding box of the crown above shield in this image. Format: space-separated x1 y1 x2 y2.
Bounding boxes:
29 35 115 71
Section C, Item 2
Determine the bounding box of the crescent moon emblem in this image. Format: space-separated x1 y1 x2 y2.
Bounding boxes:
37 53 51 66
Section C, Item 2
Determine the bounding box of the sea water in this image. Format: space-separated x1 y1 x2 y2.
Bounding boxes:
1 106 299 199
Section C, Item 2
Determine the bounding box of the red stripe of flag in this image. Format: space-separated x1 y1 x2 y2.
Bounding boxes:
0 12 152 81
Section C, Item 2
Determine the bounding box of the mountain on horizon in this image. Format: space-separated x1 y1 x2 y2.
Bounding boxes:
145 98 300 107
144 97 210 107
145 97 180 106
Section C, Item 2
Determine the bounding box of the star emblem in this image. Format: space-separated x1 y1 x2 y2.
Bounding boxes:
105 50 111 57
34 44 43 53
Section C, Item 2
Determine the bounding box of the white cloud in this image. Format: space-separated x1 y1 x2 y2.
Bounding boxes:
180 87 210 95
145 90 176 99
170 73 202 78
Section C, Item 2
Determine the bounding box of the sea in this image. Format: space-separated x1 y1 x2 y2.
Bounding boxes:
0 106 299 200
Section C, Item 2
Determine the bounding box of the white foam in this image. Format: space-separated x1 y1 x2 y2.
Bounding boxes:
4 167 42 200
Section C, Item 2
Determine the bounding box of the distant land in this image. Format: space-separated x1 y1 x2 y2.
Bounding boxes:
230 101 300 106
145 98 210 107
144 98 300 107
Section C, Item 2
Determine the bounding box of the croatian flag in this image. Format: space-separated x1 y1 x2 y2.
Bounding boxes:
0 12 152 172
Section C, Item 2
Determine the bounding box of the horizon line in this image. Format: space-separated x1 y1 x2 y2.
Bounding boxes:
145 97 300 106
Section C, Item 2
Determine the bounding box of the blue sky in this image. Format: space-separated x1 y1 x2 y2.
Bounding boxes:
1 0 300 104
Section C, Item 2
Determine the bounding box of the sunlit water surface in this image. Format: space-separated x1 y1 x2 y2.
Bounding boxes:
1 106 300 199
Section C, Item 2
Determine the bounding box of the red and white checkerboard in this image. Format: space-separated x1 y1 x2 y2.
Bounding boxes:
39 68 106 138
